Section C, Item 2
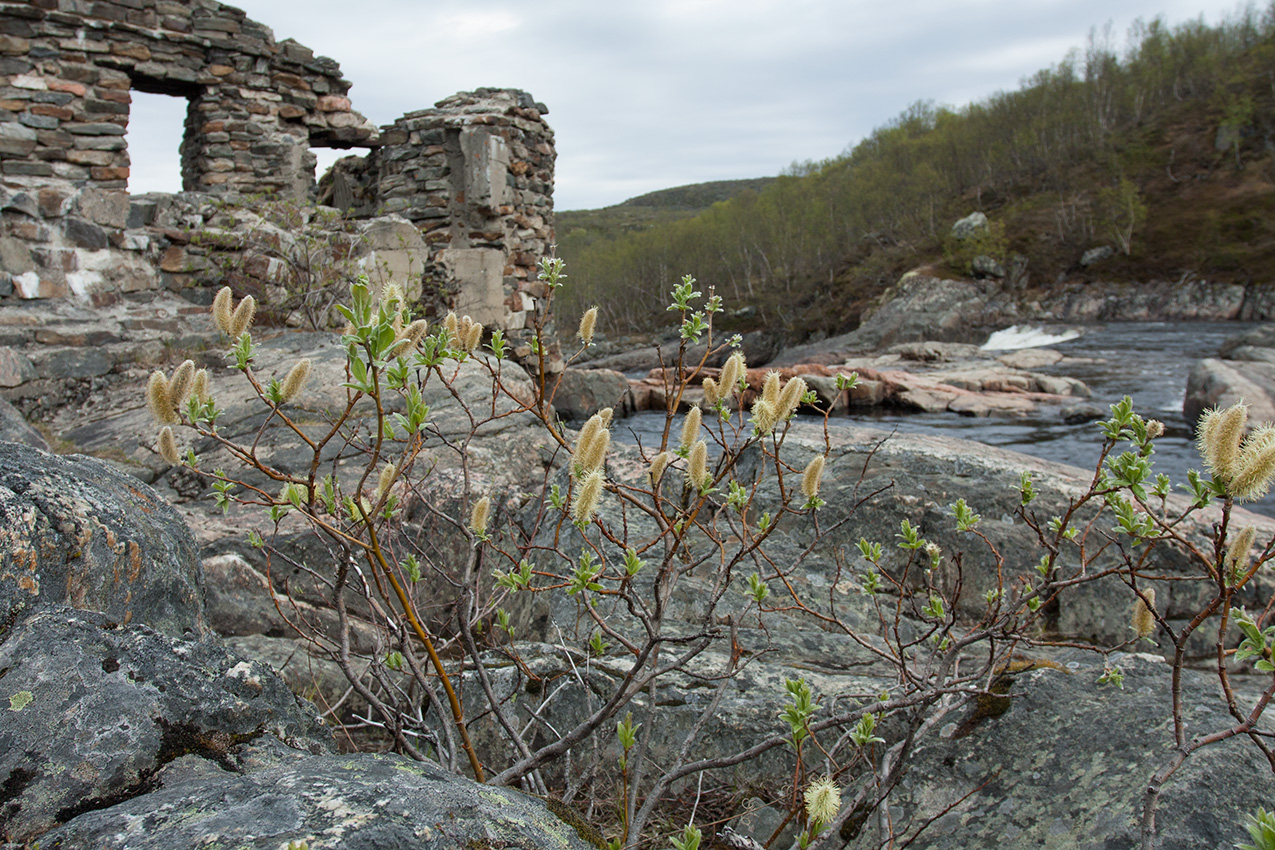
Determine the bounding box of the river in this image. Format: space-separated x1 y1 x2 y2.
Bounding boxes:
610 321 1275 517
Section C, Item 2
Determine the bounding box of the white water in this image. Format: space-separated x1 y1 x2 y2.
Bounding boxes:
981 325 1082 351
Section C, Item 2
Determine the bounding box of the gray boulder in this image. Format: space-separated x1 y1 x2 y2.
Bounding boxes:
37 752 598 850
552 367 634 421
950 211 989 240
0 397 46 450
1184 357 1275 427
0 441 205 636
0 606 331 844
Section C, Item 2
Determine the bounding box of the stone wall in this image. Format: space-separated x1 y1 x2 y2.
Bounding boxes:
0 5 559 368
326 88 558 366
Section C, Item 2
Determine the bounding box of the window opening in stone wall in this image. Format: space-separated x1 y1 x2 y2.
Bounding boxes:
125 90 189 194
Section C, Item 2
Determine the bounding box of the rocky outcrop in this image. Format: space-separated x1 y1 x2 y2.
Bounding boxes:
551 367 635 421
1184 325 1275 427
0 440 205 636
0 606 331 844
36 753 598 850
781 271 1275 358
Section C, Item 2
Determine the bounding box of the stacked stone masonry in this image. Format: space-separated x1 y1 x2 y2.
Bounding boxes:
0 3 558 369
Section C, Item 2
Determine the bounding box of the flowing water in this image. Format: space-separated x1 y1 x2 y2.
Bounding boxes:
610 321 1275 516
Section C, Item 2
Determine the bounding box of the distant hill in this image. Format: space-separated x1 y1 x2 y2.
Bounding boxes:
556 178 776 242
553 9 1275 342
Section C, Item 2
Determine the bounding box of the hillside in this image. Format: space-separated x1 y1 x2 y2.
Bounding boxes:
556 177 776 245
554 10 1275 342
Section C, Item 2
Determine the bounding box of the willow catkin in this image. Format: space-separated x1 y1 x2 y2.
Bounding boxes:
1225 525 1258 581
760 371 781 407
157 426 180 464
572 411 610 478
576 428 610 477
402 319 429 350
192 369 211 403
649 451 671 486
572 469 605 523
444 312 460 347
1198 402 1247 483
464 320 483 353
802 455 826 500
168 360 195 406
211 286 234 333
577 306 598 345
720 351 745 397
804 776 841 826
702 377 721 406
680 406 702 451
146 370 176 425
1132 588 1157 639
1230 443 1275 502
751 399 778 436
280 358 311 404
469 496 491 535
776 376 807 420
229 294 256 338
687 439 709 491
371 462 396 503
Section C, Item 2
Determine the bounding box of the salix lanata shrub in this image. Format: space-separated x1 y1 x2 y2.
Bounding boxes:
146 261 1274 849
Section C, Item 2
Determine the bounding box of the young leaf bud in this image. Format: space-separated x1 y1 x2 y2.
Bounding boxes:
229 294 256 338
157 426 180 465
212 286 234 333
1131 588 1157 639
577 306 598 346
280 358 312 404
680 406 702 451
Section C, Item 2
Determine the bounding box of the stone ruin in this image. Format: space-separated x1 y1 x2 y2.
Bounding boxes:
0 0 558 367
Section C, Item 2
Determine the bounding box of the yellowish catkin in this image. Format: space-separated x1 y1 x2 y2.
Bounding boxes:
146 370 176 425
192 369 211 403
1198 402 1247 483
649 451 671 486
370 464 394 503
280 358 312 404
572 411 610 478
469 496 491 535
229 294 256 338
702 377 721 406
577 306 598 345
1225 525 1258 581
1145 419 1165 439
157 426 180 464
680 406 702 451
751 399 778 436
802 455 825 500
403 319 429 350
168 359 195 406
688 439 709 490
572 469 605 523
444 312 460 347
464 320 483 353
1229 443 1275 502
760 371 781 407
804 776 841 825
720 351 745 398
577 428 610 477
212 286 234 333
776 376 807 420
598 406 613 428
1132 588 1157 639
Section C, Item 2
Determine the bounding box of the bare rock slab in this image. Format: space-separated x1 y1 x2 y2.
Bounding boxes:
38 752 597 850
0 606 331 845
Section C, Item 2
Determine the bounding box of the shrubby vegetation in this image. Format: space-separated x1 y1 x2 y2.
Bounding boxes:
139 260 1274 848
558 6 1275 341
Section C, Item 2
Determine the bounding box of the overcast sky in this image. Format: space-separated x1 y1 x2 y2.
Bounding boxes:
125 0 1250 210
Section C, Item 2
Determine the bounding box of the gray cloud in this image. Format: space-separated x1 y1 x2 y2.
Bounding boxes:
124 1 1244 209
